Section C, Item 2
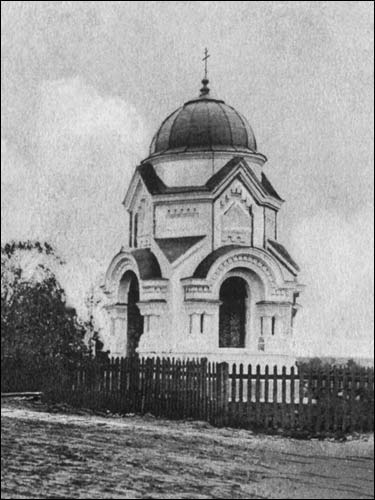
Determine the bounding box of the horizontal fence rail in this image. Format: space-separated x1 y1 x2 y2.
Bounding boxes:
2 356 374 434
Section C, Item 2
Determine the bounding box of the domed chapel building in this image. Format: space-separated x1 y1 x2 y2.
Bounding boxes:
103 74 304 367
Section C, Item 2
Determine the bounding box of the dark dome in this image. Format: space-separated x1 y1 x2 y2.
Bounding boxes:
149 82 257 157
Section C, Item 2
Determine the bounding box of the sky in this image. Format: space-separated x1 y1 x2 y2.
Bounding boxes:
1 1 374 357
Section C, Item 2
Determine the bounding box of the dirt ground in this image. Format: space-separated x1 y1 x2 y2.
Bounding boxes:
1 398 374 499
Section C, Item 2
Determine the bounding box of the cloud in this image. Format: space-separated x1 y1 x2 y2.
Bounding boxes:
1 139 44 242
2 77 148 316
35 77 146 157
291 205 374 357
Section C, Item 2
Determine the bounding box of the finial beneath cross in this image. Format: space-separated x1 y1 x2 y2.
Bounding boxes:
202 48 210 80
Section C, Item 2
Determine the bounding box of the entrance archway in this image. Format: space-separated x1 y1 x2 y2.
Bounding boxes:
119 271 144 356
219 276 247 348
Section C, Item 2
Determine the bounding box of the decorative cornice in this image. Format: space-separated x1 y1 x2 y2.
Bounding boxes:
141 280 169 301
142 150 267 166
137 300 168 316
184 300 221 314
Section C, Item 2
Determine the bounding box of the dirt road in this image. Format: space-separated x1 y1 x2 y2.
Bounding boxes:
1 401 374 499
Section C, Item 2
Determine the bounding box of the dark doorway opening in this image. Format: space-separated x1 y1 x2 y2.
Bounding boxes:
219 277 247 348
119 271 143 357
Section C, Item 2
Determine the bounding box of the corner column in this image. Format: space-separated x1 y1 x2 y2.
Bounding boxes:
256 301 293 355
184 300 222 353
136 301 168 355
104 304 128 357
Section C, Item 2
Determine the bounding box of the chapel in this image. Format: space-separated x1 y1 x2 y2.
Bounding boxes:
103 71 304 366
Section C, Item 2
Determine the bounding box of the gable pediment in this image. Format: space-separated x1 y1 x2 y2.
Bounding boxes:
123 168 153 212
209 158 283 210
216 178 254 246
218 177 255 212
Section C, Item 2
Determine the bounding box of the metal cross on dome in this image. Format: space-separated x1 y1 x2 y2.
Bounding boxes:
202 48 210 80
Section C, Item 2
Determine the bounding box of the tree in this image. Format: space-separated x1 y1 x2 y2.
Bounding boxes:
1 241 89 367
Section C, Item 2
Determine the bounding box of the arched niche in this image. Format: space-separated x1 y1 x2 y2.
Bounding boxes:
219 276 248 348
118 271 144 357
217 268 265 349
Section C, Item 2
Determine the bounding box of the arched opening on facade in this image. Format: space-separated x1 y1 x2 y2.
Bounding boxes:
219 276 248 348
119 271 144 357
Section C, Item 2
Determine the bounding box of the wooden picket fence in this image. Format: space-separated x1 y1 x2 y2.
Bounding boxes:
226 363 374 433
45 357 374 434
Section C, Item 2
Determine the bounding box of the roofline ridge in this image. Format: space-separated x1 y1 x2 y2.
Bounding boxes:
184 97 225 105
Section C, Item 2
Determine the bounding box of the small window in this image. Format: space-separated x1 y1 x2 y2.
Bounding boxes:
129 211 133 247
200 313 204 334
258 337 265 351
260 317 264 336
189 315 193 334
134 213 138 248
271 316 276 336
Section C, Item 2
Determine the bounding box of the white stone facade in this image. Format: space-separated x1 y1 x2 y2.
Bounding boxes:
103 149 304 367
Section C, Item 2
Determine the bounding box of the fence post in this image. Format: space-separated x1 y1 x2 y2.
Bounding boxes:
231 363 237 425
144 357 153 414
208 362 213 423
324 364 331 433
368 368 374 432
298 364 305 430
307 365 313 432
246 364 252 427
315 366 323 434
255 365 262 427
332 366 339 433
281 366 287 429
238 363 244 427
200 358 208 421
273 365 278 430
216 362 229 427
341 367 348 433
290 366 295 430
264 365 269 429
359 368 366 433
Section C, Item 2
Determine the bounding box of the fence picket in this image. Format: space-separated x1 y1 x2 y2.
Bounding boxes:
255 365 261 427
181 360 186 419
208 362 212 422
359 369 365 433
273 365 278 429
341 368 348 433
298 365 305 430
264 365 269 429
281 366 287 429
332 366 339 432
218 362 229 427
195 360 199 419
201 359 207 421
231 364 237 424
290 366 295 430
246 365 252 427
307 366 313 431
368 368 374 431
176 359 182 419
324 365 331 433
239 363 244 426
315 366 323 433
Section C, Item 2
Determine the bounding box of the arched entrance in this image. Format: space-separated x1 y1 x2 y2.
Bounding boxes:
219 276 247 348
119 271 144 356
